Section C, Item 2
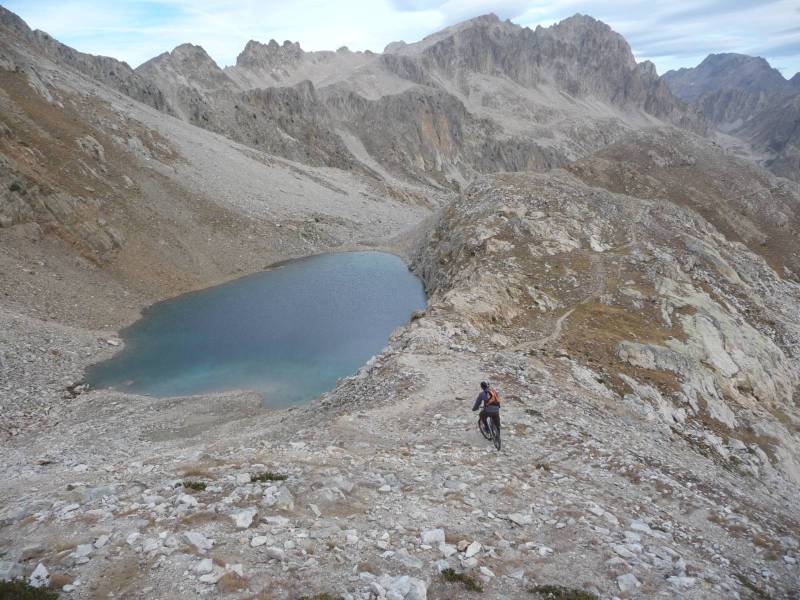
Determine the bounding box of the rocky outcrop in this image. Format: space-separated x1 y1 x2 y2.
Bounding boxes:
415 129 800 489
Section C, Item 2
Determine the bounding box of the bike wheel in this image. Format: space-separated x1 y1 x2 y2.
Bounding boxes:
490 420 501 451
478 417 492 440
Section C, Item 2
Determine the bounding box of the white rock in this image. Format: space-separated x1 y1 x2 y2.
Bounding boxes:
235 473 251 485
421 528 446 545
194 558 213 574
379 485 392 493
630 520 652 534
538 546 554 557
464 541 482 558
231 507 257 529
177 494 198 507
377 574 427 600
667 576 696 588
440 543 457 558
250 536 268 548
126 532 140 546
263 515 290 528
199 572 222 585
29 563 49 588
617 573 640 593
73 544 93 559
508 513 532 526
94 534 110 549
613 545 636 560
265 547 286 561
184 531 213 552
784 555 797 565
479 566 495 578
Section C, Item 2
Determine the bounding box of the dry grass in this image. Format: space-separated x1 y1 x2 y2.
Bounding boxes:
179 511 220 526
180 465 216 479
217 572 249 593
49 573 73 588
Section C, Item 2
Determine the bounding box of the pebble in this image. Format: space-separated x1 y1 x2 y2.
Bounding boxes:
194 558 213 574
421 528 445 545
29 563 49 588
184 531 213 552
231 507 257 529
464 541 482 558
617 573 640 593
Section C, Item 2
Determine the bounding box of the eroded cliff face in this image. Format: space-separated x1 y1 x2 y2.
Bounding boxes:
414 128 800 487
121 13 702 188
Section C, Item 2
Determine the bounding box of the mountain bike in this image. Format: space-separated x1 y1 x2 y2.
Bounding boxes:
478 413 501 451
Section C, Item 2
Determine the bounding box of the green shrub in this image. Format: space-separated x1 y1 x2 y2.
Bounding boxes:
529 585 599 600
0 580 60 599
183 480 207 491
251 471 287 482
441 568 483 593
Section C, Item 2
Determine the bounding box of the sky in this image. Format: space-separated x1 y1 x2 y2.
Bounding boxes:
5 0 800 77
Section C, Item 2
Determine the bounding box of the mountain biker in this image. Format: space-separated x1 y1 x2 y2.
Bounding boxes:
473 380 500 436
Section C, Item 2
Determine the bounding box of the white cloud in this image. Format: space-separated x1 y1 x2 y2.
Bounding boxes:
4 0 800 76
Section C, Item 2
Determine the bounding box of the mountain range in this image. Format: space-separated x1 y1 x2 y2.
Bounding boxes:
1 5 799 599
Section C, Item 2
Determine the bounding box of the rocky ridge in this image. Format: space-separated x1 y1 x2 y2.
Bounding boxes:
123 13 704 187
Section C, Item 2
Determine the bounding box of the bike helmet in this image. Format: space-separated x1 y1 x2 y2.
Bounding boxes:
480 381 489 390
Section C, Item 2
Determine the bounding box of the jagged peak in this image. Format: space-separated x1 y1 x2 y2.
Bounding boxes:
167 43 218 65
235 39 303 67
637 60 659 79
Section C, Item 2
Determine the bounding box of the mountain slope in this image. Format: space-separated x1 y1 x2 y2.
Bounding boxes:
663 53 800 181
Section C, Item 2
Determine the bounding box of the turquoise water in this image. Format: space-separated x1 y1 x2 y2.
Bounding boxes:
85 251 426 406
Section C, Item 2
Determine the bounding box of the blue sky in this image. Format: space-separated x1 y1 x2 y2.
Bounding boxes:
5 0 800 77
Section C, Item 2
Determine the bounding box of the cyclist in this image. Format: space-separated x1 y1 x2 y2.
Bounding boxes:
473 380 500 437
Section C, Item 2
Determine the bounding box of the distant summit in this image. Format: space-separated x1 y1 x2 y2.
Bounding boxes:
663 52 789 103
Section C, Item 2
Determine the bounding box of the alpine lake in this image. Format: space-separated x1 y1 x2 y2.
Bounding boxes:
85 251 427 407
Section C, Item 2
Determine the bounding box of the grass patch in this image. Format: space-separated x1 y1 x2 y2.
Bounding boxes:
441 568 484 593
180 465 214 479
183 480 207 491
0 580 59 599
217 572 248 593
251 471 287 483
529 585 599 600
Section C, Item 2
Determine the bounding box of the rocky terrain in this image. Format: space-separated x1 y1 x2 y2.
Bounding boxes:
1 5 799 600
663 53 800 182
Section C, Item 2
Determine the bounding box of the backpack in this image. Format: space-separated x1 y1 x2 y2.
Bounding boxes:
486 388 501 406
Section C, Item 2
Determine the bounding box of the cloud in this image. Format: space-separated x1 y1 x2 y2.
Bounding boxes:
4 0 799 76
